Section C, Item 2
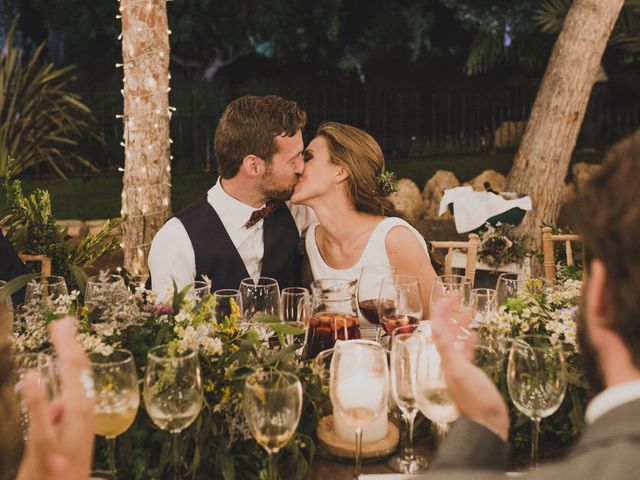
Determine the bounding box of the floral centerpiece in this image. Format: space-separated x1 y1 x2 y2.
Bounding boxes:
477 222 529 268
12 273 327 480
479 273 589 455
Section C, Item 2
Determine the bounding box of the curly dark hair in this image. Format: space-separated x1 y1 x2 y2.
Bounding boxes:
214 95 307 179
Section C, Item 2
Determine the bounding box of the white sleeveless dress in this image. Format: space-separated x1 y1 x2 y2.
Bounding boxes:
305 216 430 283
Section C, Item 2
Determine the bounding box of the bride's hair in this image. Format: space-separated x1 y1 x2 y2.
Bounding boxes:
316 121 399 217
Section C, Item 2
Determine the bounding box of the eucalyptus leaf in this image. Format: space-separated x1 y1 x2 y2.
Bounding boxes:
0 272 37 300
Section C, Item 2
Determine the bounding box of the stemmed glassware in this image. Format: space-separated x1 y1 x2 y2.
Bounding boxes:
213 288 241 321
330 340 389 479
85 274 127 307
13 352 58 438
0 280 13 343
378 274 422 341
143 345 203 479
243 370 303 480
388 327 428 474
496 273 523 306
89 349 140 479
507 335 567 469
413 335 459 437
280 287 310 350
470 288 497 327
24 275 68 304
239 277 280 321
357 265 396 342
430 274 472 308
187 280 210 302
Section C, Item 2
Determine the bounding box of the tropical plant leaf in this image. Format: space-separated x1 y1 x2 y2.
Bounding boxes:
0 272 38 300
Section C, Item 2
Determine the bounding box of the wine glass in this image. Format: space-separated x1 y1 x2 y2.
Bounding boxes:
85 274 127 307
430 274 472 309
378 275 422 341
507 335 566 469
243 370 303 480
187 280 210 302
0 280 13 343
496 273 523 306
357 265 396 343
24 275 68 304
280 287 309 351
330 340 389 479
89 349 140 479
213 288 241 321
388 327 428 473
13 352 58 438
470 288 497 327
413 335 459 437
143 345 203 479
239 277 280 321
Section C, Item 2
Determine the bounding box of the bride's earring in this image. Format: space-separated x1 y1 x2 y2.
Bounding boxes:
334 182 338 192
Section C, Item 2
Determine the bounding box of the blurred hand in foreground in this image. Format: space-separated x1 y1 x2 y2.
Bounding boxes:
16 316 95 480
430 294 509 441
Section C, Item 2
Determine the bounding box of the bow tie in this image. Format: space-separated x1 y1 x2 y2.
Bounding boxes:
244 200 279 229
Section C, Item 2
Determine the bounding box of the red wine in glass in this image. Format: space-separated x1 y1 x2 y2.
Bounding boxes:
304 312 361 359
359 298 396 325
381 314 420 336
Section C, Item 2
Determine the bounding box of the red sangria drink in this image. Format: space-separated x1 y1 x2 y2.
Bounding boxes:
304 312 361 359
381 314 420 336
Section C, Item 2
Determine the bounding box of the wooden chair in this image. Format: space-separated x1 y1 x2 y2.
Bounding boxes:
430 233 480 282
541 226 582 285
18 253 53 278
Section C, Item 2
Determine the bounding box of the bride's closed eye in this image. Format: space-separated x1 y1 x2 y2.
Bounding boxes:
303 150 313 163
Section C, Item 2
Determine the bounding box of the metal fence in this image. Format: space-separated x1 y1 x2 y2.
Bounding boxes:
78 85 640 175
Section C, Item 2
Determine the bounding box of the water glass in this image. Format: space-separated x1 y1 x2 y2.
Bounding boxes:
213 289 241 321
25 275 68 304
470 288 497 327
239 277 280 321
85 274 126 307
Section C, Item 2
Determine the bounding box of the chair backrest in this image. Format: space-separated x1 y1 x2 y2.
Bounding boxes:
541 227 582 285
430 233 479 282
18 254 53 278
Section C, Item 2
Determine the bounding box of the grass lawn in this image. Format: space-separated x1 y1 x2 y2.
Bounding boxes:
13 150 602 220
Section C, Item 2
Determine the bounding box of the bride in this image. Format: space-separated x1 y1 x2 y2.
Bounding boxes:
291 121 437 316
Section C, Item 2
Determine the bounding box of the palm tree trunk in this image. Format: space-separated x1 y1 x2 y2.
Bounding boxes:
120 0 172 274
506 0 624 248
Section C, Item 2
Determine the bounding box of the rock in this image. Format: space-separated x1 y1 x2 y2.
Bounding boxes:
422 170 460 218
572 162 601 192
56 219 83 238
390 178 425 223
561 182 576 205
465 169 507 192
494 121 527 150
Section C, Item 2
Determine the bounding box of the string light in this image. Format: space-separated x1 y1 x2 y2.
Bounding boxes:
118 0 173 273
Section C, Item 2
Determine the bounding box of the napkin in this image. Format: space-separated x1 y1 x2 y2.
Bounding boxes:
438 186 532 233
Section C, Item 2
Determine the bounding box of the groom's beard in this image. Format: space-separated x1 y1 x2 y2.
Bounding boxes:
576 294 605 394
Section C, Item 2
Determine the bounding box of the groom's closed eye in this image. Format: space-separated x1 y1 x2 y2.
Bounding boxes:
303 151 313 162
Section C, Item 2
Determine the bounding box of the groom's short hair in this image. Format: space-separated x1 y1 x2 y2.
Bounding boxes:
570 128 640 367
214 95 306 179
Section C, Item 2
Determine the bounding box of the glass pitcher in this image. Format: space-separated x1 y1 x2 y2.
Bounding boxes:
304 278 360 359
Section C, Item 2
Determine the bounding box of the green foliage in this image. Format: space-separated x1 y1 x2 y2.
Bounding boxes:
477 222 530 268
0 19 101 178
0 171 122 289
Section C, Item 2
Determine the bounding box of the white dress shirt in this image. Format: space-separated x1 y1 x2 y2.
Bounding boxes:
585 379 640 424
148 178 315 301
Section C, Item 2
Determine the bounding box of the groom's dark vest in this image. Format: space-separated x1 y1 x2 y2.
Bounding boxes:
174 198 301 291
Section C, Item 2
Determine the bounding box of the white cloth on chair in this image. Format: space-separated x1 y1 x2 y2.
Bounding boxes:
438 186 532 233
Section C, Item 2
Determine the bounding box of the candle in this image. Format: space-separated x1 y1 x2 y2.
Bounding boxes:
333 375 388 442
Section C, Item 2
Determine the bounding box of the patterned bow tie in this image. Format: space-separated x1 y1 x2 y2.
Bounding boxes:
244 200 279 229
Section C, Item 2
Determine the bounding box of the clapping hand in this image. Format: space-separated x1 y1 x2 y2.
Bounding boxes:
16 317 95 480
430 294 509 441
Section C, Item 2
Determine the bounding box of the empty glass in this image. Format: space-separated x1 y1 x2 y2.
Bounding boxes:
213 289 241 321
470 288 497 327
388 328 428 473
281 286 310 324
507 335 567 468
24 275 68 304
430 274 472 308
239 277 280 321
243 370 303 480
85 274 126 307
496 273 524 306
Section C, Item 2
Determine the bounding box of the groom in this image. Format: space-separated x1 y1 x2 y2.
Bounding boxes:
149 95 314 300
